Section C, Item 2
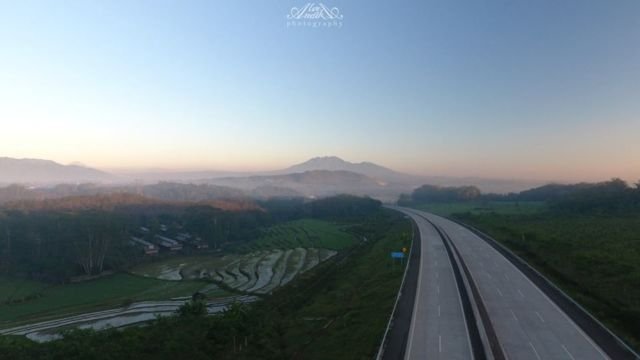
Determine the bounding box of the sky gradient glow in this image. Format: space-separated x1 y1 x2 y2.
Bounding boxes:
1 0 639 181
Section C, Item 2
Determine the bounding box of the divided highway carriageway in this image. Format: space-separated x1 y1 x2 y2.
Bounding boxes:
380 206 639 360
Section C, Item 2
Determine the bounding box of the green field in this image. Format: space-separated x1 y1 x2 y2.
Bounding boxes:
0 277 50 305
244 218 356 252
0 274 212 328
412 200 545 216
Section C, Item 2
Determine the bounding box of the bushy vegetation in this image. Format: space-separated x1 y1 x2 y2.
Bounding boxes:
309 195 382 220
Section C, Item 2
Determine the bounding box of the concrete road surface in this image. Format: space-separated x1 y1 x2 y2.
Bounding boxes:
393 207 474 360
414 209 609 360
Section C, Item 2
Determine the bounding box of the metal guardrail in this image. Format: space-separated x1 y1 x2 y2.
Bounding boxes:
448 216 640 360
435 222 504 360
374 216 416 360
427 218 490 360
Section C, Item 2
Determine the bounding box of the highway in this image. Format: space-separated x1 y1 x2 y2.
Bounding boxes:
394 207 474 360
408 208 610 360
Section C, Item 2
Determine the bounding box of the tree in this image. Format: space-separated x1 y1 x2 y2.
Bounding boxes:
75 223 111 276
177 298 207 317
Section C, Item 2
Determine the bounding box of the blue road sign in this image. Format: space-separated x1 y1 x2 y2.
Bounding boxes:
391 252 405 259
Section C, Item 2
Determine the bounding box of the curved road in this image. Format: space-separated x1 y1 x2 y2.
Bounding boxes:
393 207 474 360
405 207 610 360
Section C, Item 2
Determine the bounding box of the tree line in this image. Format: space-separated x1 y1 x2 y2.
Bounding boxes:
399 179 640 214
398 184 482 204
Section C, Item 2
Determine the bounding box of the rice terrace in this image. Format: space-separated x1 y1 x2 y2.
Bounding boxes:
131 219 350 294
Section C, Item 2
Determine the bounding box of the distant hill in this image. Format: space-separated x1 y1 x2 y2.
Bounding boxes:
0 157 113 184
207 170 404 202
282 156 414 183
279 156 543 193
0 155 546 198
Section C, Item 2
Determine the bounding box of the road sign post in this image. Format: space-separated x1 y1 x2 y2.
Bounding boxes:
391 251 405 267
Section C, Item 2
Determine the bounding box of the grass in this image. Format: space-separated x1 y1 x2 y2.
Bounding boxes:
244 218 356 252
0 277 49 305
257 209 412 359
411 200 545 216
0 273 212 329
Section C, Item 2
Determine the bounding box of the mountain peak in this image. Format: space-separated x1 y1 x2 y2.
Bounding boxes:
283 156 407 182
303 156 350 166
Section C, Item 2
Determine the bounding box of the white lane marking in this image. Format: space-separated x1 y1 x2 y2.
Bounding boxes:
505 273 510 280
433 216 474 360
435 271 439 279
436 215 610 360
486 271 493 279
439 335 442 353
438 305 441 317
535 311 545 323
510 309 518 321
437 285 440 294
529 342 542 360
403 214 425 360
496 287 503 297
405 211 482 359
562 344 577 360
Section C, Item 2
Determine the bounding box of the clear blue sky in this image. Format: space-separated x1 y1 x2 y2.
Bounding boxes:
1 0 639 181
